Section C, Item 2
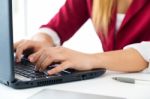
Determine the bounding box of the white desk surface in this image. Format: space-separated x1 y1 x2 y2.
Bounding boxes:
1 71 150 99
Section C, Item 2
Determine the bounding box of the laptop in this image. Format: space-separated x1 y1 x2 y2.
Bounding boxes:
28 89 125 99
0 0 106 89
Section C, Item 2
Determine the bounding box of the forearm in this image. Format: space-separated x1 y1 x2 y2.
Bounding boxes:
93 48 148 72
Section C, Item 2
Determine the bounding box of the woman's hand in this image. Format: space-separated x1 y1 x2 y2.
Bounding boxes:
14 33 55 62
28 46 97 75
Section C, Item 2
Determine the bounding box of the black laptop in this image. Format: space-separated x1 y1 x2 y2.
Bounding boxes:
0 0 106 89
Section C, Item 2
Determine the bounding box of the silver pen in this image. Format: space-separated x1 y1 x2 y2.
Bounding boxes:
112 77 150 84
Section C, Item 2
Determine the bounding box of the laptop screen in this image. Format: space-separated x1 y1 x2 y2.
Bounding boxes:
0 0 14 84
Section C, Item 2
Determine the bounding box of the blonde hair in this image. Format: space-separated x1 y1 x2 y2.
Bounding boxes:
92 0 117 35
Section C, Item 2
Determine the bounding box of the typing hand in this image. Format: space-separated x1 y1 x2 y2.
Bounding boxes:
28 46 96 75
14 40 52 63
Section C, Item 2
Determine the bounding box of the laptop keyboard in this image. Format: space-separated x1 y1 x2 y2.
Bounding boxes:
15 58 74 79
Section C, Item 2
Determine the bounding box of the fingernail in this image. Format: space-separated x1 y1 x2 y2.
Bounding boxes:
39 68 43 72
16 58 20 62
34 66 37 71
16 59 19 62
29 56 34 62
47 71 53 75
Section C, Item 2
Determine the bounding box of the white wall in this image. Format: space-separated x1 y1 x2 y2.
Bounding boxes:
26 0 66 36
13 0 27 39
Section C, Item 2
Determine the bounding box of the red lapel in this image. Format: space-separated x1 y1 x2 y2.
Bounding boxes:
119 0 147 31
103 0 148 51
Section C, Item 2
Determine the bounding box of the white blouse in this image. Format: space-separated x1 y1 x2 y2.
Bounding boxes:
116 14 125 31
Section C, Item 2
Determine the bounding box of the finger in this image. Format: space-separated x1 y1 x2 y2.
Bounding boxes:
14 40 25 51
39 56 53 71
15 40 34 62
47 62 70 75
15 41 29 62
28 50 43 71
35 53 47 71
28 50 43 63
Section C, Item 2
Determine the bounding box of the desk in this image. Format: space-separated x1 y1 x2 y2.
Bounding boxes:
1 71 150 99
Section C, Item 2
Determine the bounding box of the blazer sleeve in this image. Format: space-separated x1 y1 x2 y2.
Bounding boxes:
41 0 90 44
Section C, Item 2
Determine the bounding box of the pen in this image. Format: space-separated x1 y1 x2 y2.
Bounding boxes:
112 77 150 84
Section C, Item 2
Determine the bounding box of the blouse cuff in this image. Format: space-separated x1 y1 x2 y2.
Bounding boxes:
124 41 150 62
38 27 61 46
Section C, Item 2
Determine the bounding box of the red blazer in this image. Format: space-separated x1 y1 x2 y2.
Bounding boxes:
41 0 150 51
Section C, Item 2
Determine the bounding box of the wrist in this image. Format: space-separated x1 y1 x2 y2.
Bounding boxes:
89 53 105 69
32 32 55 46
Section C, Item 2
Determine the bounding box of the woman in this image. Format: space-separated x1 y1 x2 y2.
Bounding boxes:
14 0 150 75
